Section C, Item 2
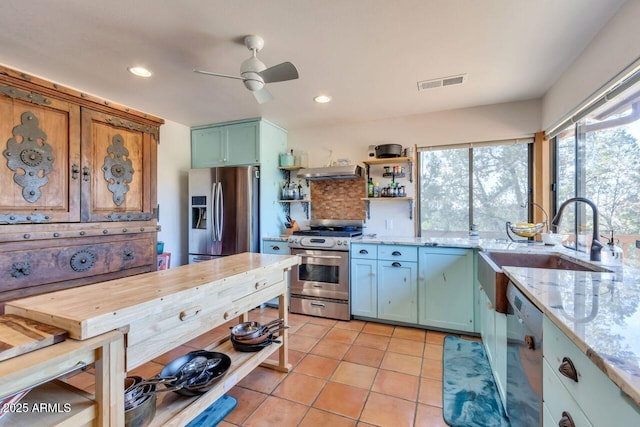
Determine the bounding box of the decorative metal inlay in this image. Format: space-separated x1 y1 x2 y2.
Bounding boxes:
3 111 55 203
0 212 51 224
105 116 159 140
0 84 51 106
102 134 134 206
70 250 96 272
10 262 31 278
123 249 135 261
104 212 153 221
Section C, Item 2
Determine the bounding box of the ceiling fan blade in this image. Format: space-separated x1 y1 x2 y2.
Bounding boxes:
259 62 299 83
253 87 274 104
193 69 243 80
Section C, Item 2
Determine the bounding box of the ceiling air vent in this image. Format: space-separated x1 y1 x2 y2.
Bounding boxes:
417 74 467 91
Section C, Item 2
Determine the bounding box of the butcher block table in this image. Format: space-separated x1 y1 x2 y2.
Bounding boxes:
4 252 299 427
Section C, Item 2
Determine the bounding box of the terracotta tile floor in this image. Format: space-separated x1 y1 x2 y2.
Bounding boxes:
64 306 482 426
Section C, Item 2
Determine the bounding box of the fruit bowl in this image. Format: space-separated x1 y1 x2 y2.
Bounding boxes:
507 222 545 238
541 232 568 246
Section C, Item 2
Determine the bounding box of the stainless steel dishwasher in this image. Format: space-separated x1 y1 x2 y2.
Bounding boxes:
506 281 543 427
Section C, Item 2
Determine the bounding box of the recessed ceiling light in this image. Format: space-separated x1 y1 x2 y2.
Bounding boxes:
128 66 152 77
314 95 332 103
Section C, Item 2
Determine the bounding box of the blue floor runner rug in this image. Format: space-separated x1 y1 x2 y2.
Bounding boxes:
185 394 237 427
442 336 510 427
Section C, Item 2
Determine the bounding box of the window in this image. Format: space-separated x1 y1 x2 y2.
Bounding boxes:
554 81 640 266
419 141 531 238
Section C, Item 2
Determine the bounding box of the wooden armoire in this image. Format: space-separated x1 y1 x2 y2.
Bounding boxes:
0 65 163 311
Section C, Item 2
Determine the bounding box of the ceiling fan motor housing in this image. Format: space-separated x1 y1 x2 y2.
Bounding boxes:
241 56 266 91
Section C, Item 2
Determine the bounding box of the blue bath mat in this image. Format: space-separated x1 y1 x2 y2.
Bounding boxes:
185 394 237 427
442 336 510 427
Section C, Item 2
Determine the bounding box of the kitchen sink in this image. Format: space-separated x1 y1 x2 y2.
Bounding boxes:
477 251 610 314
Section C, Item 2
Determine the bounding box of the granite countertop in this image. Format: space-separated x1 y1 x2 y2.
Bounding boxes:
355 234 554 252
503 259 640 406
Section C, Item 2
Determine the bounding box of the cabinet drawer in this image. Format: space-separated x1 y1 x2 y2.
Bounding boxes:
351 244 377 259
543 357 593 426
378 245 417 262
543 317 640 425
262 240 290 255
0 234 154 294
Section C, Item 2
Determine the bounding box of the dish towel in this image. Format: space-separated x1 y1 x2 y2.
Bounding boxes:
442 335 510 427
185 394 238 427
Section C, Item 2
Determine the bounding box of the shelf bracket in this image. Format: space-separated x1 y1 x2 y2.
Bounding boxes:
302 201 310 219
409 199 414 220
364 200 371 219
408 160 413 183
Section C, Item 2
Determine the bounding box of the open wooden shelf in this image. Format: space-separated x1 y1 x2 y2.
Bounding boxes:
277 165 304 170
150 337 284 427
0 381 96 426
360 197 414 201
362 156 412 165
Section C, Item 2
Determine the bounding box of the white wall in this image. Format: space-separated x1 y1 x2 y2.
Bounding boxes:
287 99 541 236
542 0 640 131
157 120 191 266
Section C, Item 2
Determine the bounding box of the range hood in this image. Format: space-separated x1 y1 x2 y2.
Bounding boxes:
297 165 363 181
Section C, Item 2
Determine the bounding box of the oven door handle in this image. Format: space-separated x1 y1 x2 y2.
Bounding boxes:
295 254 344 260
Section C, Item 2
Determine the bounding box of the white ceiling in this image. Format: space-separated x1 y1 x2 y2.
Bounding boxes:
0 0 626 130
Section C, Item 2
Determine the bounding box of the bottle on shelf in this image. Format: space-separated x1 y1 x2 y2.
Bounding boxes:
373 182 380 198
368 178 374 198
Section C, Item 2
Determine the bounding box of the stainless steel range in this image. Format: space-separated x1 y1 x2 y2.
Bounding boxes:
288 219 362 321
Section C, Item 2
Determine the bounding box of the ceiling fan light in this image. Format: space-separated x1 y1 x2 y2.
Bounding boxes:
127 66 152 77
243 75 265 92
314 95 332 103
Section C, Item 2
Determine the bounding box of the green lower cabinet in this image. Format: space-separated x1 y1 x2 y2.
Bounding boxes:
350 258 377 317
377 259 417 323
418 247 474 332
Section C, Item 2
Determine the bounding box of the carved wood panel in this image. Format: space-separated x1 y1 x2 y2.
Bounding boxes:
80 108 157 222
0 91 80 223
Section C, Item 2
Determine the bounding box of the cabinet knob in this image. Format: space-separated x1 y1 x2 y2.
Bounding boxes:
392 251 402 256
558 411 575 427
558 357 579 382
359 249 368 254
391 262 402 267
272 245 280 251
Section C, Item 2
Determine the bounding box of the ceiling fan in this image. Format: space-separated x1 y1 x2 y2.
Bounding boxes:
194 35 299 104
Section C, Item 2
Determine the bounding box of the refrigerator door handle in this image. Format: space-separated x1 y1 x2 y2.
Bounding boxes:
211 183 219 257
217 182 224 244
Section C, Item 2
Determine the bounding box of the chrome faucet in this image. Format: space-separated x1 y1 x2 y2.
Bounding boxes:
550 197 603 261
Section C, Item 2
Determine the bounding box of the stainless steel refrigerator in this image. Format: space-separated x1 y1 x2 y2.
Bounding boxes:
188 166 259 263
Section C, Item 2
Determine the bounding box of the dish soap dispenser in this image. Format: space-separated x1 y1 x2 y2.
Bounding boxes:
601 230 623 266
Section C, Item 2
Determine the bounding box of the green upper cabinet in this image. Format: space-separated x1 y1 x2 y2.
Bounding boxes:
190 118 287 239
418 247 474 332
191 120 259 168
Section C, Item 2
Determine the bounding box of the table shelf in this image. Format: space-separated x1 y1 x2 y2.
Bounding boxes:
150 336 285 427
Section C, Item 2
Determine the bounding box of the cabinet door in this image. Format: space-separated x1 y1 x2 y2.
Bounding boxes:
80 108 157 222
0 87 80 223
377 260 417 323
225 121 259 165
418 247 474 332
191 127 225 168
351 258 377 318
